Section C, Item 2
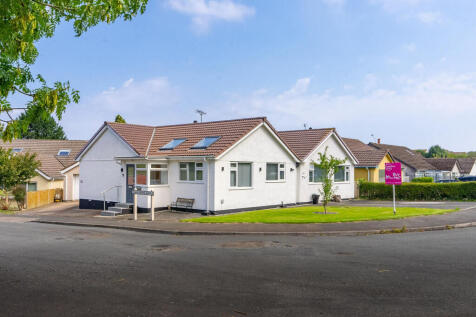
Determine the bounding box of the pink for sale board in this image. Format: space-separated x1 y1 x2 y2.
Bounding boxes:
385 162 402 185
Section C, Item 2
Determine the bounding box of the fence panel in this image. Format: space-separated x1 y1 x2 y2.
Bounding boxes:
26 189 56 209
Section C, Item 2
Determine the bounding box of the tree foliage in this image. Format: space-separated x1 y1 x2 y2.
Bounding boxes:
426 145 448 158
0 148 40 207
17 108 66 139
114 114 126 123
0 0 148 140
313 147 346 213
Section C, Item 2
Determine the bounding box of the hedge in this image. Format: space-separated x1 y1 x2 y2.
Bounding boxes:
411 177 433 183
359 181 476 200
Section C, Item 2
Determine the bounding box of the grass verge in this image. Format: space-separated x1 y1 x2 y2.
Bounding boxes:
182 206 459 224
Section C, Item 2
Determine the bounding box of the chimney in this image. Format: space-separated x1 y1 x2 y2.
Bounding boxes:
377 138 381 144
309 127 312 130
193 120 198 123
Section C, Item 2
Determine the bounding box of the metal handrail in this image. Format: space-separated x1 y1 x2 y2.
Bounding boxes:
101 185 121 211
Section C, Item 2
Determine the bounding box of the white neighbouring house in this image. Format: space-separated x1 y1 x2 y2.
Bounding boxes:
76 117 356 213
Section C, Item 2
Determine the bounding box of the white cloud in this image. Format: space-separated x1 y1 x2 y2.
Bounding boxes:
417 11 442 24
217 73 476 151
61 77 181 139
167 0 255 32
403 43 416 52
369 0 429 12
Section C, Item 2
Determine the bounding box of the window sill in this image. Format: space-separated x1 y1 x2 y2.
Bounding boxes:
148 184 169 188
265 180 286 183
177 181 205 184
229 187 254 190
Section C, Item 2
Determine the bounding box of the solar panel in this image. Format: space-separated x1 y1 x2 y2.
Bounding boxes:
191 136 220 149
160 138 187 150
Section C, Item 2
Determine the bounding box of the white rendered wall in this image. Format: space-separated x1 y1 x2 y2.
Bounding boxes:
79 128 136 203
297 133 355 202
213 125 297 211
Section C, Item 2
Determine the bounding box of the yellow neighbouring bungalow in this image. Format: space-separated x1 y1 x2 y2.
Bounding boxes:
343 138 394 182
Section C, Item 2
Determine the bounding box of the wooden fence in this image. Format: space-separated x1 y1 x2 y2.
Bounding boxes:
26 189 55 209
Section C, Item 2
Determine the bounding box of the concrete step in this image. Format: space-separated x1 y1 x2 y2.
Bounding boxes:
108 206 131 214
115 203 133 209
100 210 122 217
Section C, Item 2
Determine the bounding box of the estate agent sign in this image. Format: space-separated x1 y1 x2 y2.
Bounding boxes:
385 162 402 214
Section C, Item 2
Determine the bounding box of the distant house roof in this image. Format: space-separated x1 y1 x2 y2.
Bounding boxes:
77 117 299 161
277 128 335 160
424 158 461 172
342 138 390 168
457 158 476 174
0 139 87 179
369 142 435 171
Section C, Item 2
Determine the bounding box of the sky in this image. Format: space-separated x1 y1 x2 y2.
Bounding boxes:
24 0 476 150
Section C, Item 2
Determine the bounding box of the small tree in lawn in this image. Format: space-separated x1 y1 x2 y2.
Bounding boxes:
0 148 40 209
313 147 346 214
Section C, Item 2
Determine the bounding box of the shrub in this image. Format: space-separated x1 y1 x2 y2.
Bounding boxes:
13 187 26 210
359 181 476 201
412 177 433 183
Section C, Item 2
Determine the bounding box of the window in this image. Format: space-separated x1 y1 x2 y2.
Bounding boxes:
160 138 186 150
57 149 71 156
12 148 23 153
266 163 285 181
191 136 220 149
379 169 385 183
136 164 147 185
27 182 37 192
334 166 350 182
150 164 168 185
230 162 252 187
309 164 325 183
179 162 203 181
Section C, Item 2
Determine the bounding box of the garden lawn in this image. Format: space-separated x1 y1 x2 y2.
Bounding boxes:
182 206 459 224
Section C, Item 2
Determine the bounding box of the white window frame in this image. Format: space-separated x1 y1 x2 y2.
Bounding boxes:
149 163 168 186
135 163 147 186
309 163 325 184
57 149 71 156
266 162 285 182
179 162 204 182
334 165 350 183
230 162 253 188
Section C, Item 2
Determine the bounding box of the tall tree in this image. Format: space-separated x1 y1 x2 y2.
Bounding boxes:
0 148 39 206
427 145 448 158
17 109 66 139
313 147 346 214
0 0 148 141
114 114 126 123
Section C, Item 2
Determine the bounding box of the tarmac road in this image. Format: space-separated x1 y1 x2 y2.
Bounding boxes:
0 221 475 316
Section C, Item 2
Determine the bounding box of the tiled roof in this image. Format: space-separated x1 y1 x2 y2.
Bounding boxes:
277 128 334 160
369 142 435 171
0 139 87 178
342 138 389 167
104 117 297 159
424 158 460 172
457 158 476 174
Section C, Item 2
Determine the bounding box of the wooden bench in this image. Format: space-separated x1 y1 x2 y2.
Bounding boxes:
171 198 195 210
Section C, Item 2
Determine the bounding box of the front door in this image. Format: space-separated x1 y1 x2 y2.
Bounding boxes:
126 164 135 203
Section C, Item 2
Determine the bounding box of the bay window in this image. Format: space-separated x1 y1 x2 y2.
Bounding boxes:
266 163 285 181
179 162 204 182
230 162 252 187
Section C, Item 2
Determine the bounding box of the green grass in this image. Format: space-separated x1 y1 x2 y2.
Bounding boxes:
182 206 459 224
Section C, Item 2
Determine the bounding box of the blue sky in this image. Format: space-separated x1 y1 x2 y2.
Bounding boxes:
27 0 476 150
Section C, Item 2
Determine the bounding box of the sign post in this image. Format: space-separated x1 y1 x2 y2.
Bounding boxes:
132 187 155 221
385 162 402 215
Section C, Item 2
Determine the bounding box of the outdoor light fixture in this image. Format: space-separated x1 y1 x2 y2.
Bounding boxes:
221 166 225 172
290 168 295 172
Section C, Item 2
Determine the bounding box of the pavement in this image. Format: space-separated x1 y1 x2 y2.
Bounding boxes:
2 200 476 235
1 221 476 316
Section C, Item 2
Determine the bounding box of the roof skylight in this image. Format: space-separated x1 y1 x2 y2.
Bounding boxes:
191 136 220 149
160 138 187 150
57 149 71 156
